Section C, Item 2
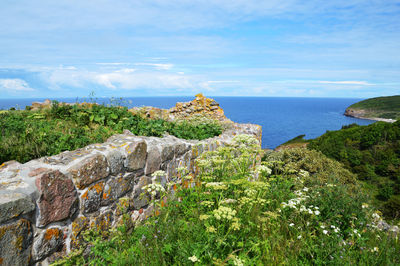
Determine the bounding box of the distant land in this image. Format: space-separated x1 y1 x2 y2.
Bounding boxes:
344 95 400 122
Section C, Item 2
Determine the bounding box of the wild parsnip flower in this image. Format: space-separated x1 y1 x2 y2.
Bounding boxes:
142 183 165 196
232 134 259 147
231 218 241 231
230 255 244 266
256 165 272 175
199 214 210 220
221 198 237 204
362 203 369 209
152 170 166 177
213 206 237 220
188 255 199 262
206 226 216 233
200 201 214 208
298 169 310 178
205 182 227 190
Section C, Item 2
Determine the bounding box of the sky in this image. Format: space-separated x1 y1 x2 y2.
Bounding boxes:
0 0 400 98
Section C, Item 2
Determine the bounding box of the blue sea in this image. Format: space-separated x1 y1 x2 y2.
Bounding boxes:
0 97 374 149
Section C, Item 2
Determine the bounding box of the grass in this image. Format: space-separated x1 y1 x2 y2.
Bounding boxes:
55 136 400 265
0 101 222 164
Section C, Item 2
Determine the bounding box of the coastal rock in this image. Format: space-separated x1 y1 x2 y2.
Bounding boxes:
101 173 135 205
35 170 78 227
81 182 104 214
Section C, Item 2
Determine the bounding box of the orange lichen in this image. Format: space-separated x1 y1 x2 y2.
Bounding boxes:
44 228 60 241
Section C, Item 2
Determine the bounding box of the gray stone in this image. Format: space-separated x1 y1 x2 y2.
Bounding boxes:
0 219 33 266
67 153 109 189
0 192 35 223
161 144 175 162
81 182 104 214
131 176 151 210
101 173 135 206
32 227 64 261
145 145 162 175
105 149 124 175
125 141 147 171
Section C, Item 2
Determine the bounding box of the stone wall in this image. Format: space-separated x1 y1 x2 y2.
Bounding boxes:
0 121 261 265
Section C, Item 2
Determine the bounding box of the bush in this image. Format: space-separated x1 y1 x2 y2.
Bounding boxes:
0 103 222 164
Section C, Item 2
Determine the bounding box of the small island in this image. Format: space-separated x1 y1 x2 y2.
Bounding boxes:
344 95 400 122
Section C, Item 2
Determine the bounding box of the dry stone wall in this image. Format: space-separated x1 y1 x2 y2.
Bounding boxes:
0 120 261 265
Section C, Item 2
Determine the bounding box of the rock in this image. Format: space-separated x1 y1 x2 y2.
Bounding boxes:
32 227 64 261
125 141 147 171
161 143 175 162
0 219 33 266
89 210 113 234
105 149 124 175
35 170 78 227
101 173 135 206
68 153 109 189
0 192 35 223
131 176 151 210
70 216 89 250
145 145 162 175
81 182 104 214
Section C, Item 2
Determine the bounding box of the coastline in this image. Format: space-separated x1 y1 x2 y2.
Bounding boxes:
344 108 397 123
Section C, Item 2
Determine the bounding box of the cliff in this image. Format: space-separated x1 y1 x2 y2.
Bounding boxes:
344 95 400 123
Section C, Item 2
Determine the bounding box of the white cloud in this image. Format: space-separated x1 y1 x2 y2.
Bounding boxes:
134 63 174 70
318 80 374 86
0 79 34 91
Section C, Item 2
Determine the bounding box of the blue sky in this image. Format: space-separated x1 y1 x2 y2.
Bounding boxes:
1 0 400 98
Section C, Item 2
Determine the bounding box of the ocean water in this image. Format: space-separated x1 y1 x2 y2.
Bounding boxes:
0 97 374 149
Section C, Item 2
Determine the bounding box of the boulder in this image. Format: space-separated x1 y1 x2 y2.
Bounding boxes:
0 192 35 224
32 227 64 261
124 141 147 171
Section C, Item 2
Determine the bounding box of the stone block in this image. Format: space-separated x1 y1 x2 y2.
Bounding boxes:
131 176 151 210
161 143 175 162
0 219 33 266
105 149 124 175
0 192 35 224
35 170 78 227
145 145 161 175
125 141 147 171
68 153 109 189
32 227 64 262
102 173 135 206
70 216 89 250
81 182 105 214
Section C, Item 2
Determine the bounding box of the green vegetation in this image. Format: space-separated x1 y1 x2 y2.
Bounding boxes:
0 101 222 164
347 95 400 120
275 134 309 150
56 136 400 265
308 121 400 219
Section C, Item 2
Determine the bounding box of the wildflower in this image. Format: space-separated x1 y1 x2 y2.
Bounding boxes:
199 214 210 220
230 255 244 266
221 198 237 204
314 210 320 215
206 226 216 233
151 170 166 177
213 206 237 220
231 220 241 231
297 235 302 239
256 165 272 175
323 230 328 235
188 255 199 262
289 223 295 227
362 203 369 209
201 201 214 208
205 182 227 190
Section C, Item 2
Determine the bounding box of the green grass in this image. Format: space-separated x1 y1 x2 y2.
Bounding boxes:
55 136 400 265
348 95 400 120
0 101 222 164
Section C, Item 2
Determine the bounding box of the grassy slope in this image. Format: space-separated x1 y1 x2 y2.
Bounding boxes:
347 95 400 120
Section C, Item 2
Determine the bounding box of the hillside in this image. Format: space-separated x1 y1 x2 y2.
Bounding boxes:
308 121 400 219
345 95 400 121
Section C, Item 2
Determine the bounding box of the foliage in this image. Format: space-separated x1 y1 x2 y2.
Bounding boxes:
0 102 222 164
308 121 400 220
58 136 400 265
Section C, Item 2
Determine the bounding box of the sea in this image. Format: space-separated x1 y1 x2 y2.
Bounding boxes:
0 97 374 149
